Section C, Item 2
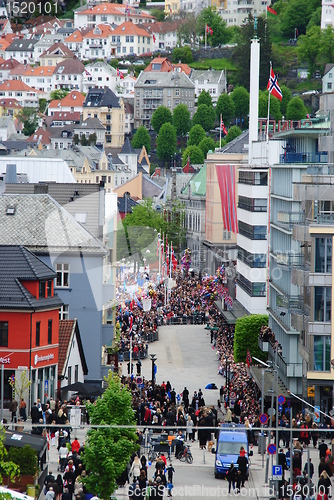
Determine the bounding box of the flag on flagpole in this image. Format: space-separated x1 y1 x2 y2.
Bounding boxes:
205 24 213 35
267 5 277 16
117 68 124 79
221 119 227 135
267 67 282 101
166 237 169 270
153 34 156 43
246 350 252 368
171 243 177 270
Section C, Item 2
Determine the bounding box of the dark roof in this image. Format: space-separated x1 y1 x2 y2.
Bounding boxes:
59 319 88 377
120 136 136 155
117 196 138 213
0 140 29 152
5 430 47 457
55 58 85 75
6 39 37 52
219 130 249 154
0 245 63 310
84 87 120 109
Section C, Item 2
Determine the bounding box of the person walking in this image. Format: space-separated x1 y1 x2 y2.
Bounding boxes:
19 398 27 422
227 462 238 493
9 398 17 423
319 439 328 459
130 455 141 482
186 415 194 442
236 447 248 491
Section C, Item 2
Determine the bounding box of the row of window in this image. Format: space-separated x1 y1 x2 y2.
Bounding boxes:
0 319 53 347
239 221 266 240
237 274 266 297
239 171 268 186
237 246 267 268
238 196 267 212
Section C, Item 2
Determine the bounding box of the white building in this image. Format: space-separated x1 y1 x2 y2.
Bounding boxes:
143 21 178 51
321 0 334 29
0 80 47 107
111 22 152 57
22 66 56 93
54 59 85 91
81 24 115 61
33 34 65 63
74 3 154 30
190 69 226 103
116 74 136 98
221 0 269 27
82 61 118 93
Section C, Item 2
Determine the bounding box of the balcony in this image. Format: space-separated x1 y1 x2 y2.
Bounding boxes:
273 211 305 230
275 252 304 268
307 164 334 175
316 213 334 224
291 267 309 286
140 114 151 120
279 152 328 164
291 311 309 332
276 293 303 312
268 342 303 384
258 337 269 352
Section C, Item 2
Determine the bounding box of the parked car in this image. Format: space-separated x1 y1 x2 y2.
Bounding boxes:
133 59 145 65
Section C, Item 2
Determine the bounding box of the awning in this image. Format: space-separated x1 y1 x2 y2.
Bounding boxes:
4 431 47 458
214 299 249 325
250 366 290 399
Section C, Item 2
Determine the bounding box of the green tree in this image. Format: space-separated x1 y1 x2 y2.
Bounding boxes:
225 125 242 143
258 91 282 121
307 6 321 30
73 134 79 145
216 93 235 123
172 104 191 136
50 89 69 101
196 6 229 46
132 126 151 152
234 314 268 363
233 15 271 90
298 25 321 77
231 86 249 125
320 25 334 64
280 85 292 117
182 145 204 166
151 106 172 134
281 0 314 37
80 134 88 146
156 122 177 164
88 133 97 145
198 137 216 156
197 90 212 108
83 374 138 498
286 96 307 120
188 124 206 146
18 107 38 136
109 59 119 69
0 428 20 482
171 46 193 64
150 8 165 21
38 98 48 114
192 104 215 131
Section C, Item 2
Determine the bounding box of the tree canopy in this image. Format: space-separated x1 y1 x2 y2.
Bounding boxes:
83 374 138 498
131 126 151 152
156 122 177 163
17 107 38 136
182 145 205 166
216 93 235 123
280 85 292 117
50 89 69 101
196 7 229 46
197 90 212 108
258 91 282 121
286 96 307 120
234 315 268 363
151 106 172 134
280 0 315 37
231 87 249 126
188 124 206 146
171 46 193 64
192 104 215 131
298 25 321 77
198 137 216 156
225 125 242 143
173 104 191 136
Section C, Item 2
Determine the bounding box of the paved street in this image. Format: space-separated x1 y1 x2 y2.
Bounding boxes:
34 323 326 499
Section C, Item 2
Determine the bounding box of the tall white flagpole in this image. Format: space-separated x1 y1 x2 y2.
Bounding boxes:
266 61 272 145
220 113 222 149
205 25 207 50
170 243 172 278
158 232 161 279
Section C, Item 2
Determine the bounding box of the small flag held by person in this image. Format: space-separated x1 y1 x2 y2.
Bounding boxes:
267 67 282 101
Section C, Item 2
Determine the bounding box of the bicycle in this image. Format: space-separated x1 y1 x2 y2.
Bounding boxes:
148 448 160 462
178 444 193 464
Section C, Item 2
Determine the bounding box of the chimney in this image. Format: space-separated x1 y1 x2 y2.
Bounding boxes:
5 164 17 184
34 183 48 194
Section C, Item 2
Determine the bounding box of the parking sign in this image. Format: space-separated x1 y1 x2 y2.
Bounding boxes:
273 465 282 481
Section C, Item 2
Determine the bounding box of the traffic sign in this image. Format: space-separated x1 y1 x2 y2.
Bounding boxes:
136 377 143 385
230 392 236 400
259 413 268 425
272 465 282 480
138 383 145 389
267 444 277 455
278 405 283 412
277 395 286 405
307 386 315 398
287 400 290 407
268 408 276 416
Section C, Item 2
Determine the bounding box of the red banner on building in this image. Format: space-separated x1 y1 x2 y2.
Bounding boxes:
215 164 238 234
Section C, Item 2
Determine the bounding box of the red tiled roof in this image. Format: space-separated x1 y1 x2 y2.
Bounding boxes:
0 98 22 108
111 21 151 37
58 319 75 376
27 127 52 144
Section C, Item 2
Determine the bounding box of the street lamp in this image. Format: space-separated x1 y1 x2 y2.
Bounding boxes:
150 354 157 390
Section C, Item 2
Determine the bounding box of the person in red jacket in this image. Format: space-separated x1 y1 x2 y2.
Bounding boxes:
71 437 80 454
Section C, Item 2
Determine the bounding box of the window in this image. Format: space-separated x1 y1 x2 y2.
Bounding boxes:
239 171 268 185
56 263 69 287
328 82 332 90
0 322 8 347
175 89 180 96
75 365 79 382
36 321 40 347
67 366 72 384
130 36 134 42
39 281 46 298
314 287 331 322
314 336 331 371
315 237 332 273
237 246 266 268
167 89 171 96
59 305 69 320
48 320 52 344
239 221 266 240
237 273 266 297
96 175 99 183
126 36 130 42
238 196 267 212
47 280 52 297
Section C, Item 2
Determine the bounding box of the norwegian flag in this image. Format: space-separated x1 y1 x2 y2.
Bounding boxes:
246 350 252 369
117 68 124 79
221 119 227 135
156 232 161 257
166 237 169 269
171 243 177 271
267 67 282 101
85 69 91 77
206 24 213 35
153 34 156 43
